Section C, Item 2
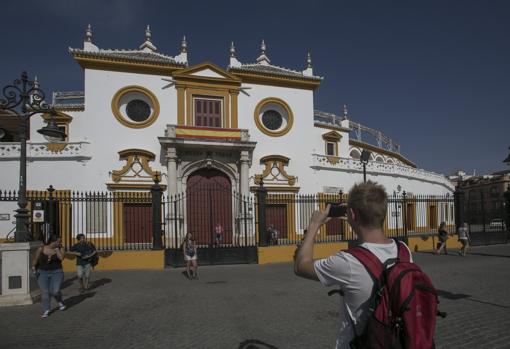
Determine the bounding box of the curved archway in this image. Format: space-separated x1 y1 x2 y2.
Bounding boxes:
186 168 233 245
350 149 361 160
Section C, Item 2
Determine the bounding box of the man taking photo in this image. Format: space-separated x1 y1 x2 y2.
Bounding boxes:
294 181 414 349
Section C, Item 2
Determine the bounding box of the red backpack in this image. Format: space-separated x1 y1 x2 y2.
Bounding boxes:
343 240 443 349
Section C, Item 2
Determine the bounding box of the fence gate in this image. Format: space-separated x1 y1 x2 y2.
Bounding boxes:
456 191 509 245
164 168 256 267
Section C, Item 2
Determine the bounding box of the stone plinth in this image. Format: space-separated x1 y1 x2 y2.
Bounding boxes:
0 241 42 306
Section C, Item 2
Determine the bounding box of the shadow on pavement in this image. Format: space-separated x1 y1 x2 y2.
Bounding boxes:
64 291 96 309
238 339 279 349
464 252 510 259
437 289 509 309
61 276 78 290
88 278 112 291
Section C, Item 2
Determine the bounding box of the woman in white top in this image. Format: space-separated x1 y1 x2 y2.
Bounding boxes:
457 222 470 256
182 233 198 279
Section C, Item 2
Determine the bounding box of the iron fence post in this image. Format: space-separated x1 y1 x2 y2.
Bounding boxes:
256 181 268 247
402 191 407 239
481 191 487 244
504 186 510 242
454 185 461 231
47 185 55 238
151 175 163 250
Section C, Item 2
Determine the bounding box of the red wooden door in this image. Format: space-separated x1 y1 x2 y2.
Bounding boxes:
186 169 232 245
266 204 287 239
194 98 222 128
124 203 152 243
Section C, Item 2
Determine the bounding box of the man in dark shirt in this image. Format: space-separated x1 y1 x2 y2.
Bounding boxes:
69 234 97 293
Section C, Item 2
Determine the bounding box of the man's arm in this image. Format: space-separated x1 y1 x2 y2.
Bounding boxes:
294 206 331 281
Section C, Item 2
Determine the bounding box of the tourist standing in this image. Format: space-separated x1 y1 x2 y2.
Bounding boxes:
183 232 198 279
294 181 414 348
32 234 66 318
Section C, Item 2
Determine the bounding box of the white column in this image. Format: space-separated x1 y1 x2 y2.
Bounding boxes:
166 147 178 197
240 150 250 197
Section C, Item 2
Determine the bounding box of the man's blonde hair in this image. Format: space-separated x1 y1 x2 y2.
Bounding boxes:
347 181 388 229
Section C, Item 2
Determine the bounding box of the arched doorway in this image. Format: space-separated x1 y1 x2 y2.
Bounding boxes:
186 168 233 245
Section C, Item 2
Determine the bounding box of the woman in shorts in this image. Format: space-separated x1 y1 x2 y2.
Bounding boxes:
457 222 470 256
183 232 198 279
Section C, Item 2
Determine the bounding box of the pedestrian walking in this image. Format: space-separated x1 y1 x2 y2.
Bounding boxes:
457 222 470 256
436 222 449 255
294 181 418 348
69 234 97 292
183 232 198 279
31 234 66 318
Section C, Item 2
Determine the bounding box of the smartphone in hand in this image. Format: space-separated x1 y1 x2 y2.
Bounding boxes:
327 203 347 218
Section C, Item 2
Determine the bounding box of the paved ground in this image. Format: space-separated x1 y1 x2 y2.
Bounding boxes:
1 244 510 349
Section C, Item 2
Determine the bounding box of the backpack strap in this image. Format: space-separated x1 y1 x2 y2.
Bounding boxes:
394 238 411 263
345 246 384 283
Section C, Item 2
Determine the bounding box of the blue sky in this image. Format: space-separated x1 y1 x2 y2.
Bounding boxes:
1 0 509 176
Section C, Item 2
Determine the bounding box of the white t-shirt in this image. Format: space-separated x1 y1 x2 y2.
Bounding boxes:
458 226 468 240
313 240 413 349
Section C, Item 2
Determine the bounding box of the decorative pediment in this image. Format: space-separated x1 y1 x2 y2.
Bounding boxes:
254 155 297 187
108 149 164 190
322 131 341 142
172 62 241 85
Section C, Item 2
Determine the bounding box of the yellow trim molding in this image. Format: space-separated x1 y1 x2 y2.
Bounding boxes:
254 97 294 137
72 54 184 76
255 155 297 187
109 149 161 189
229 70 322 90
111 85 160 128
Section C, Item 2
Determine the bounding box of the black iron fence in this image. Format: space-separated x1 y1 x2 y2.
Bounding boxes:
1 185 508 253
455 189 510 245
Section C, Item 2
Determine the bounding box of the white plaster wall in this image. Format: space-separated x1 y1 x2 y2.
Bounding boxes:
237 83 316 189
11 68 178 192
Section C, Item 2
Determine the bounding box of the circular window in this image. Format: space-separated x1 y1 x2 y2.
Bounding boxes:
111 86 160 128
254 97 293 137
126 99 151 122
262 110 283 130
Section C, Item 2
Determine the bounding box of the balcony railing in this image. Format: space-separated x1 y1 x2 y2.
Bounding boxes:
311 154 453 190
0 141 92 161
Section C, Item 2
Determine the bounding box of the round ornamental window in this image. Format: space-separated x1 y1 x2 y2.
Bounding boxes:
111 86 160 128
262 110 283 130
254 97 294 137
126 99 151 122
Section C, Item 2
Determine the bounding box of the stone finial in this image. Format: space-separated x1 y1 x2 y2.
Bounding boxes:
229 41 241 68
145 25 152 41
256 39 270 65
174 35 188 65
83 24 98 51
230 41 236 57
343 104 348 119
181 35 187 53
303 52 314 76
33 76 39 89
139 24 157 52
85 24 92 42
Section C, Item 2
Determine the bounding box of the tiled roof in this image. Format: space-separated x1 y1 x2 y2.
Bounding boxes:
69 48 186 67
229 63 322 81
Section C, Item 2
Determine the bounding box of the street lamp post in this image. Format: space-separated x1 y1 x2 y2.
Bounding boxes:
360 149 371 183
0 71 66 242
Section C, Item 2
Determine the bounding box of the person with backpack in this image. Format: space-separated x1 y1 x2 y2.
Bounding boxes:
294 181 439 349
69 234 97 293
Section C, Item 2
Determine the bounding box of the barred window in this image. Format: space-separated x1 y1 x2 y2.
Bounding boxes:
86 199 108 234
